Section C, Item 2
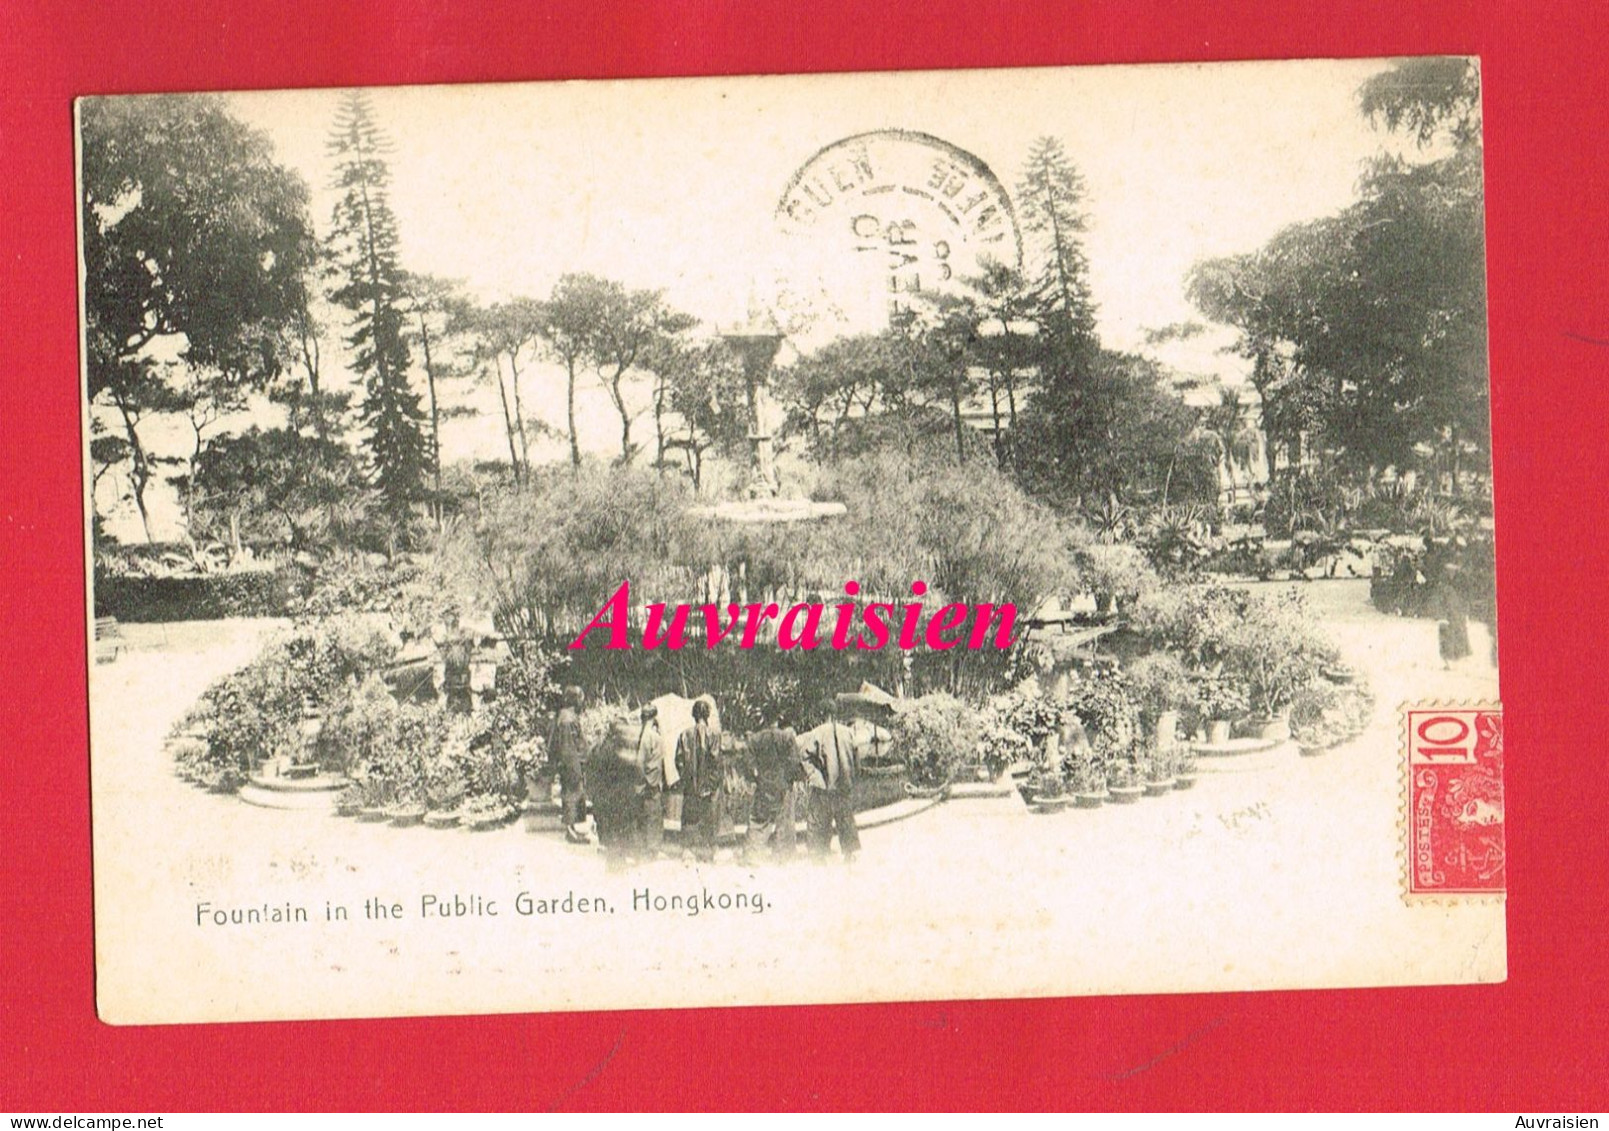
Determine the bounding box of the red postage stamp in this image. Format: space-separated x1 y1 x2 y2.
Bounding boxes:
1404 706 1505 899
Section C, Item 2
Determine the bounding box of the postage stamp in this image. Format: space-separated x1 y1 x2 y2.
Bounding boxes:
1403 705 1505 899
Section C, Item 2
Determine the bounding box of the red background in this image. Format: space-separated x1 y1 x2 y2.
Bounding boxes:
3 0 1605 1111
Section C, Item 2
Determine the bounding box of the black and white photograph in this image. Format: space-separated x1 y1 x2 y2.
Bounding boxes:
79 58 1503 1025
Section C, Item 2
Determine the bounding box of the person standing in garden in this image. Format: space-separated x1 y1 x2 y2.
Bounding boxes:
1432 562 1473 669
674 699 722 861
744 716 803 863
630 704 665 860
551 685 591 844
588 705 661 868
803 699 861 862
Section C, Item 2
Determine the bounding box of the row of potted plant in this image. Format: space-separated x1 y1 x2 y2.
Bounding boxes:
1027 743 1203 813
328 686 543 828
1127 585 1343 735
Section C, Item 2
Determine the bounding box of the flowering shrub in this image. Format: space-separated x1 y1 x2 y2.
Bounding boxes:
980 691 1062 772
1226 590 1339 716
1194 672 1250 721
1130 584 1254 669
173 614 546 815
170 717 242 791
345 701 442 808
891 693 985 787
1124 652 1197 728
319 674 402 779
480 646 570 752
1062 668 1140 760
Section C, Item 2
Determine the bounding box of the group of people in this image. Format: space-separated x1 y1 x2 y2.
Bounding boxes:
544 687 864 867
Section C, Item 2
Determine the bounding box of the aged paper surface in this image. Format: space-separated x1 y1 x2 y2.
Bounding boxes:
82 59 1503 1024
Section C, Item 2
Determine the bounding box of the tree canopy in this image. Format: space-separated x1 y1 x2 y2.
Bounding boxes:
1187 58 1488 484
80 94 317 539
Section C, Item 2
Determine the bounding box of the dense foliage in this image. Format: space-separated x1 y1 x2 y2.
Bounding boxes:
1130 584 1338 717
81 95 317 542
891 694 986 788
171 618 398 787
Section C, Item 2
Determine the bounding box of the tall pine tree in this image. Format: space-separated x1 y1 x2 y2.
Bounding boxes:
1015 136 1098 344
325 91 429 525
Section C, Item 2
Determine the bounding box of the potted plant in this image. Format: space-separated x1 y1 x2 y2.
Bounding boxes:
1106 757 1145 804
335 783 364 817
205 765 246 794
423 805 463 829
1289 680 1339 755
1225 589 1337 740
892 693 982 799
1069 756 1108 808
459 792 519 830
387 790 427 826
1294 718 1339 756
1126 652 1196 750
1320 659 1357 685
1194 673 1248 745
1076 541 1155 618
1329 681 1376 744
356 785 393 822
1027 766 1070 812
1061 669 1141 762
984 692 1062 803
1173 747 1200 789
1144 745 1176 796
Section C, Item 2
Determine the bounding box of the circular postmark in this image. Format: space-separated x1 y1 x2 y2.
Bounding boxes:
765 129 1021 345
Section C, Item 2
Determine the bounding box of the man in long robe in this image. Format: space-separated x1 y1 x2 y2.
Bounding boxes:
588 705 663 866
629 705 665 860
550 686 590 843
744 720 803 863
674 699 721 861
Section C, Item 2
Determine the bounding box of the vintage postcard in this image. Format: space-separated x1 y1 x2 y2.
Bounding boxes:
80 58 1503 1025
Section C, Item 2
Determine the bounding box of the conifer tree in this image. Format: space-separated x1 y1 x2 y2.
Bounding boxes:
325 90 428 524
1015 136 1099 344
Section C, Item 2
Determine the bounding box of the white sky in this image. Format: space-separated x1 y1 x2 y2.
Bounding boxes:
229 58 1407 365
97 59 1421 541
